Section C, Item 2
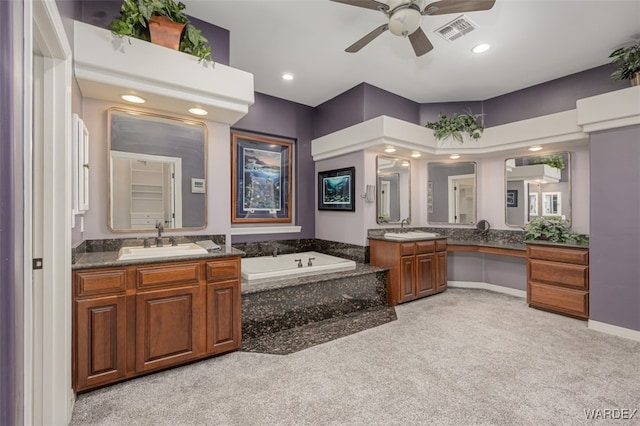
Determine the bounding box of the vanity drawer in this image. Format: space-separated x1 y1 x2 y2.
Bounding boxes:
527 245 588 265
136 262 201 290
529 282 588 318
206 259 240 282
436 239 447 252
415 241 435 254
400 243 415 256
75 268 127 297
528 259 589 289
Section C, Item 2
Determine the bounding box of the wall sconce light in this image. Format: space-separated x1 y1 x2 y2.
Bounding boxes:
361 184 376 203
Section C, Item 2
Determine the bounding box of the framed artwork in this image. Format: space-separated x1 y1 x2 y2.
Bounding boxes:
506 189 518 207
318 167 356 211
231 132 293 223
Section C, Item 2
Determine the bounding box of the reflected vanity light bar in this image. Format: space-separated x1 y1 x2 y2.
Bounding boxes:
188 107 208 116
121 94 145 104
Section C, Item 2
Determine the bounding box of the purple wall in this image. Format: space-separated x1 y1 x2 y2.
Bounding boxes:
482 65 628 127
363 83 420 124
1 1 17 423
79 0 230 65
419 101 483 125
314 84 366 138
590 125 640 331
232 92 316 243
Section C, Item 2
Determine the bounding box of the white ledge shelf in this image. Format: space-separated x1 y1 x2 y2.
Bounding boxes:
311 111 588 161
576 86 640 133
73 21 254 125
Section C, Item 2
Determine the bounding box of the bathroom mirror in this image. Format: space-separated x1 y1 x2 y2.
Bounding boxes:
376 156 411 224
427 161 477 225
108 108 207 232
505 152 571 227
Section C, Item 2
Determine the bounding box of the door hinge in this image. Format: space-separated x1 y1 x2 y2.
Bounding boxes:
33 258 43 270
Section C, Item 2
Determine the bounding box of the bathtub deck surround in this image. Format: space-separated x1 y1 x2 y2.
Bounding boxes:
242 251 356 282
241 264 391 354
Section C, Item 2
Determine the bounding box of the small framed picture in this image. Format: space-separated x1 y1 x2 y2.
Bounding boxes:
318 167 355 211
506 189 518 207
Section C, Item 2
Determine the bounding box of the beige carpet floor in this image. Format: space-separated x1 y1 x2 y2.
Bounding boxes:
70 288 640 425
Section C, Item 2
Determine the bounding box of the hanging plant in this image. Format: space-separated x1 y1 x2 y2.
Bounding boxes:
425 108 484 143
109 0 212 62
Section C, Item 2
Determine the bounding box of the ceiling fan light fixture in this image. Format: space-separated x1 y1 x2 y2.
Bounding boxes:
388 8 422 36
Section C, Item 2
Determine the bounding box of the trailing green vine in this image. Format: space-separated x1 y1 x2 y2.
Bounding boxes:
425 108 484 143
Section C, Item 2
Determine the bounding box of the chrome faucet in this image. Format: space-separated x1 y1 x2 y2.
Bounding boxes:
400 218 409 232
307 257 315 267
294 259 303 268
155 221 164 247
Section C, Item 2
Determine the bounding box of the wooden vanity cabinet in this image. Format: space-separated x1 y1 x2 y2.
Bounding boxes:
370 238 448 306
526 243 589 319
72 256 241 392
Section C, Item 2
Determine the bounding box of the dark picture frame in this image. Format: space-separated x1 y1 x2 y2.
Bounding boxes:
318 167 356 211
506 189 518 207
231 132 293 223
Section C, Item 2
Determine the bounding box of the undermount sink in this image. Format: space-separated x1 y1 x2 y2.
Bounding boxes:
383 231 440 240
117 243 208 261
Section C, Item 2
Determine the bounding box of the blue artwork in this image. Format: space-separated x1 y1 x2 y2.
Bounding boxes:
323 175 351 205
242 148 282 211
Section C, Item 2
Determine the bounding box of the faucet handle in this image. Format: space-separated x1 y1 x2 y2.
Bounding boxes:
143 238 150 248
169 236 178 246
294 259 302 268
307 257 316 267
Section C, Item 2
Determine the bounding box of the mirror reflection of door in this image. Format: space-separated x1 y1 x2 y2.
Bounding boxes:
378 174 400 222
448 174 475 223
111 151 182 230
376 156 410 224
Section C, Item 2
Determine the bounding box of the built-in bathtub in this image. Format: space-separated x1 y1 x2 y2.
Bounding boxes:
241 251 356 282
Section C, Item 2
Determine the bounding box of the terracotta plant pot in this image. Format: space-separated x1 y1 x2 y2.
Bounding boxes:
148 15 186 51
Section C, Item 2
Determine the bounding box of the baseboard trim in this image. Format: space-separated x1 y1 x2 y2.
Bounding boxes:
588 319 640 342
448 281 527 299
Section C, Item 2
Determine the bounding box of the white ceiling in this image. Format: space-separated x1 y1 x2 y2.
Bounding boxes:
184 0 640 107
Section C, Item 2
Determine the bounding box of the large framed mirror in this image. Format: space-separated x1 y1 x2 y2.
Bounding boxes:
108 108 207 232
376 156 411 224
505 152 571 227
427 161 477 224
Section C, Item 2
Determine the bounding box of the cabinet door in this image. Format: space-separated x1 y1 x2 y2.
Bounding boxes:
135 286 203 373
399 256 416 303
206 281 241 354
415 254 436 298
436 251 448 292
75 295 126 391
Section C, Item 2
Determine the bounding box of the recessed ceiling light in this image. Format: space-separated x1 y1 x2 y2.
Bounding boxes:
529 145 543 151
282 73 294 81
384 147 396 153
402 161 410 167
121 94 145 104
472 43 491 54
411 152 422 158
449 154 461 160
188 107 208 116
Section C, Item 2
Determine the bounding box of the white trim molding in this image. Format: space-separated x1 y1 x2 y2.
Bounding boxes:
577 86 640 133
230 226 302 236
588 320 640 342
447 281 527 299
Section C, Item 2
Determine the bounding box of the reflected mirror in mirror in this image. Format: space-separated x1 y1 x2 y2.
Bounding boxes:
108 108 207 232
505 152 571 227
376 156 410 224
427 161 477 225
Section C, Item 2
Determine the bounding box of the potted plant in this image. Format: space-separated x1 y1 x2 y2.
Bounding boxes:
110 0 212 62
609 41 640 86
425 108 484 143
528 154 565 170
525 216 588 245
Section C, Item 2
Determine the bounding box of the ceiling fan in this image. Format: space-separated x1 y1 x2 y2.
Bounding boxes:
331 0 496 56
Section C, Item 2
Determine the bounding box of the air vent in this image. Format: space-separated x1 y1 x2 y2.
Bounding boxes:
434 15 478 42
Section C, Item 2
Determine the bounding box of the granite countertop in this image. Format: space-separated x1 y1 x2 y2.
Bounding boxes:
446 239 526 251
72 246 245 270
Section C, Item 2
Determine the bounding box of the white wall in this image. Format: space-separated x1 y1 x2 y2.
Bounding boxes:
80 98 232 241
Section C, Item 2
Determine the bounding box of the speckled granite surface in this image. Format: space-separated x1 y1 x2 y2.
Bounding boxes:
241 305 397 355
233 238 369 263
242 265 388 340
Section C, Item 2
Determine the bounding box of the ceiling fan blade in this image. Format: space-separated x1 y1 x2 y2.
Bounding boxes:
330 0 389 12
408 27 434 57
422 0 496 15
345 24 389 53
